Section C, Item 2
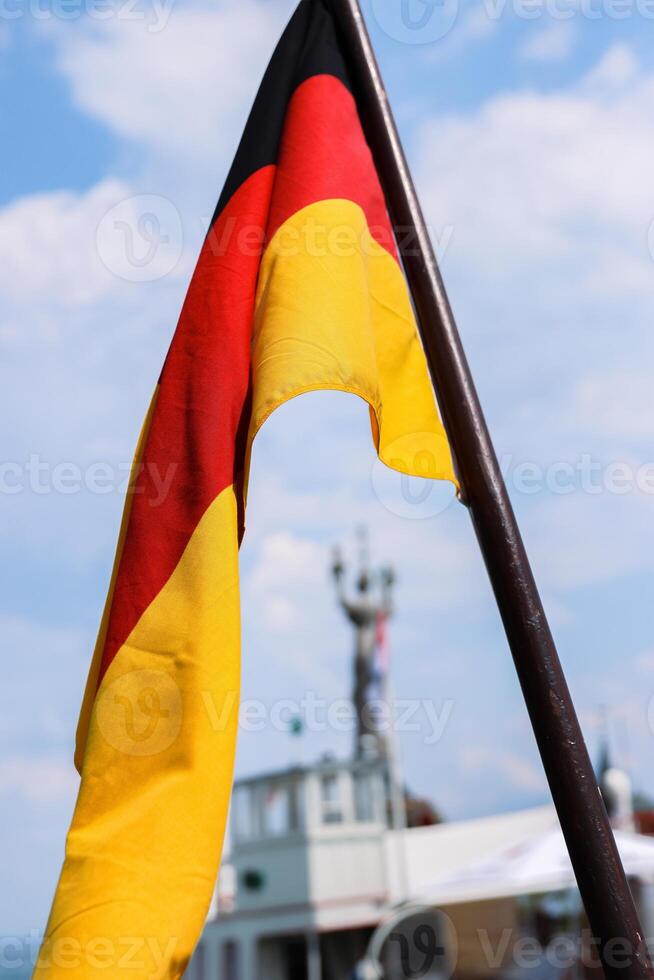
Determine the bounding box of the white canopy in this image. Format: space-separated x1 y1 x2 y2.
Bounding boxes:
415 827 654 907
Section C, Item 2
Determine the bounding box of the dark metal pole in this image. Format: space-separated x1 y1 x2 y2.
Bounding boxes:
326 0 653 975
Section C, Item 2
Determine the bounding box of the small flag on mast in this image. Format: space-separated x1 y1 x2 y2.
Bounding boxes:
37 2 456 976
375 610 391 678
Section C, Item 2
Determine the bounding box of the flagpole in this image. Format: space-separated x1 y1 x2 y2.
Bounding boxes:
326 0 653 974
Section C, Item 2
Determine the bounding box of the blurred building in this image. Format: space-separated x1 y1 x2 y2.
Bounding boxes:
186 540 654 978
193 758 554 979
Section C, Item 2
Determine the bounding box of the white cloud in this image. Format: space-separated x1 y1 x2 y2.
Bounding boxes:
461 4 498 41
411 45 654 597
47 0 293 170
0 617 89 745
415 42 654 480
540 593 574 628
573 369 654 440
0 174 192 563
524 490 654 591
583 43 639 90
422 3 498 64
518 21 577 63
260 595 300 634
416 45 654 280
461 746 546 792
0 756 77 804
0 180 132 307
246 533 326 637
248 533 325 596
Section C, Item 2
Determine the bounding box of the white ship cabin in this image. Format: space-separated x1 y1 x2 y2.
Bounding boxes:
188 753 567 980
195 754 406 980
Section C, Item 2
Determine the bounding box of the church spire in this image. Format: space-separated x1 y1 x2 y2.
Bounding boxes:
597 711 635 831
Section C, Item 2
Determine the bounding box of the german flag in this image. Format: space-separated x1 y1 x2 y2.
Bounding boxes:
36 2 456 976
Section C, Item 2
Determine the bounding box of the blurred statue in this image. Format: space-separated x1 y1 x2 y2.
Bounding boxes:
332 527 395 759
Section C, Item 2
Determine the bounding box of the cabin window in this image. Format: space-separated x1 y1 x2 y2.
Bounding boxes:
263 783 290 837
222 940 240 980
288 779 304 833
320 774 343 824
232 785 255 842
354 771 375 823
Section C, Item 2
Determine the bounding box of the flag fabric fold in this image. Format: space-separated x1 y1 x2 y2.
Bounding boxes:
36 1 456 976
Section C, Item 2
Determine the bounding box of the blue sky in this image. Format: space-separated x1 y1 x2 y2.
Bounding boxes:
2 0 654 946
